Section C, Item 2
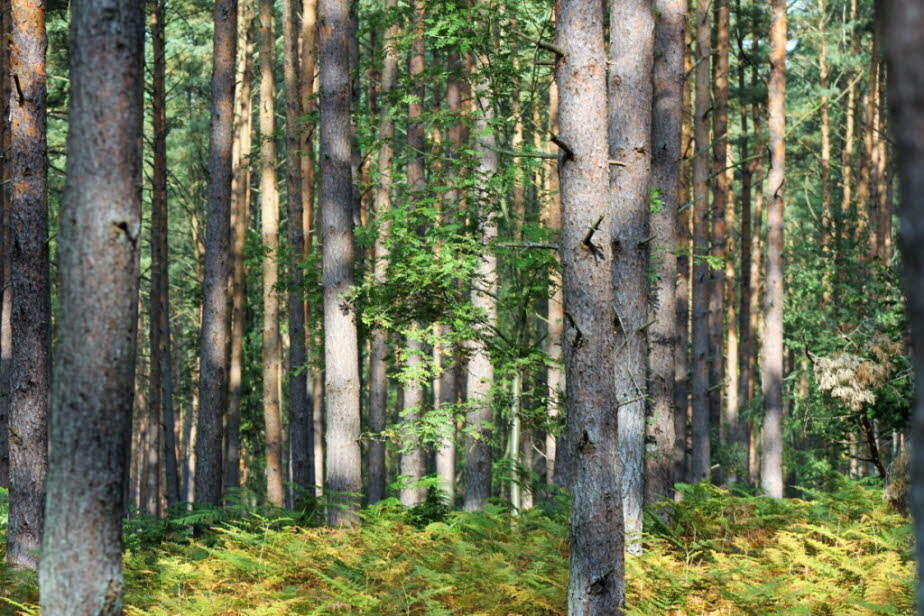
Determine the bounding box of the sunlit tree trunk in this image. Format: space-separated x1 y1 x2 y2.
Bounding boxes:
760 0 787 499
39 0 144 609
818 0 832 267
839 0 858 265
557 0 625 610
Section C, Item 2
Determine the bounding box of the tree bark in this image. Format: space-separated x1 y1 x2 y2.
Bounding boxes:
38 0 144 610
556 0 625 610
647 0 685 507
690 0 712 484
760 0 787 499
320 0 361 524
818 0 832 264
150 0 180 509
195 0 238 507
0 0 10 492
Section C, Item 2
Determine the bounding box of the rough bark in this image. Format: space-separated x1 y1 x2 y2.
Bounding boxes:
367 0 398 506
647 0 685 507
320 0 361 524
760 0 787 499
6 0 50 571
690 0 712 484
195 0 238 507
150 0 180 509
38 0 144 610
0 0 10 492
556 0 625 610
226 0 255 493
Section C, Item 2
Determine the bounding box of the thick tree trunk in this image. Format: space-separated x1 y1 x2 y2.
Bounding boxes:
463 54 498 512
258 0 284 507
320 0 362 524
195 0 238 507
226 0 255 493
760 0 787 499
556 0 625 611
400 0 427 508
6 0 50 571
690 0 712 483
0 0 9 490
367 0 398 506
609 0 653 554
38 0 144 610
150 0 180 509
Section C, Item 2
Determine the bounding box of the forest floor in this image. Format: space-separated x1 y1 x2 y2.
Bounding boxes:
0 479 914 615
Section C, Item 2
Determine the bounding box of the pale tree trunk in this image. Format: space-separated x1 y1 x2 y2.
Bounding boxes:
320 0 362 524
760 0 787 499
869 22 883 262
283 0 311 501
258 0 284 507
0 0 9 490
708 0 730 442
723 147 739 482
609 0 653 555
875 53 889 264
647 0 685 507
818 0 832 266
557 0 625 610
226 0 255 493
839 0 858 262
150 0 180 509
6 0 50 571
690 0 712 484
195 0 238 507
747 27 764 486
38 0 144 610
463 53 498 512
400 0 427 508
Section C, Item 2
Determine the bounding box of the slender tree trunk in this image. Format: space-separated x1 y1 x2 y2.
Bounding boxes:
226 0 255 493
38 0 144 609
557 0 625 610
150 0 180 509
258 0 284 507
5 0 50 571
400 0 427 508
609 0 653 554
839 0 858 265
0 0 9 490
760 0 787 499
367 0 398 506
463 52 498 512
818 0 832 266
690 0 713 484
647 0 685 507
195 0 238 507
320 0 361 524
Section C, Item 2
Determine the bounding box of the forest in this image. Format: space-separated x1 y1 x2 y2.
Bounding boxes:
1 0 924 613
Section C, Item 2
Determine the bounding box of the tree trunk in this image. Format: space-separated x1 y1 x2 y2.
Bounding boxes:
320 0 361 524
760 0 787 499
647 0 685 508
38 0 144 609
818 0 832 266
226 0 255 493
463 53 498 512
690 0 712 484
195 0 238 507
367 0 398 506
839 0 858 265
258 0 284 507
556 0 625 610
150 0 180 509
609 0 653 554
0 0 11 492
400 0 427 508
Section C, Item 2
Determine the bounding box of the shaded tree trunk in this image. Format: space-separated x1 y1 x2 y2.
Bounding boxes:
0 0 10 492
38 0 144 610
556 0 625 610
760 0 787 499
195 0 238 507
647 0 685 507
320 0 362 524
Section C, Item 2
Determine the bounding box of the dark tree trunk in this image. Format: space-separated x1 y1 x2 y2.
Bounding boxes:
320 0 362 524
0 0 10 491
38 0 144 610
647 0 685 507
195 0 238 506
556 0 625 610
7 0 50 571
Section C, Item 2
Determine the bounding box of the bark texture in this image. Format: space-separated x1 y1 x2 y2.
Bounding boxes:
195 0 238 506
39 0 144 610
0 0 9 491
556 0 625 610
320 0 362 524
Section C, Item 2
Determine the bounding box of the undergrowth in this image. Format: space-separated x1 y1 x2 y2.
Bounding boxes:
0 478 914 615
